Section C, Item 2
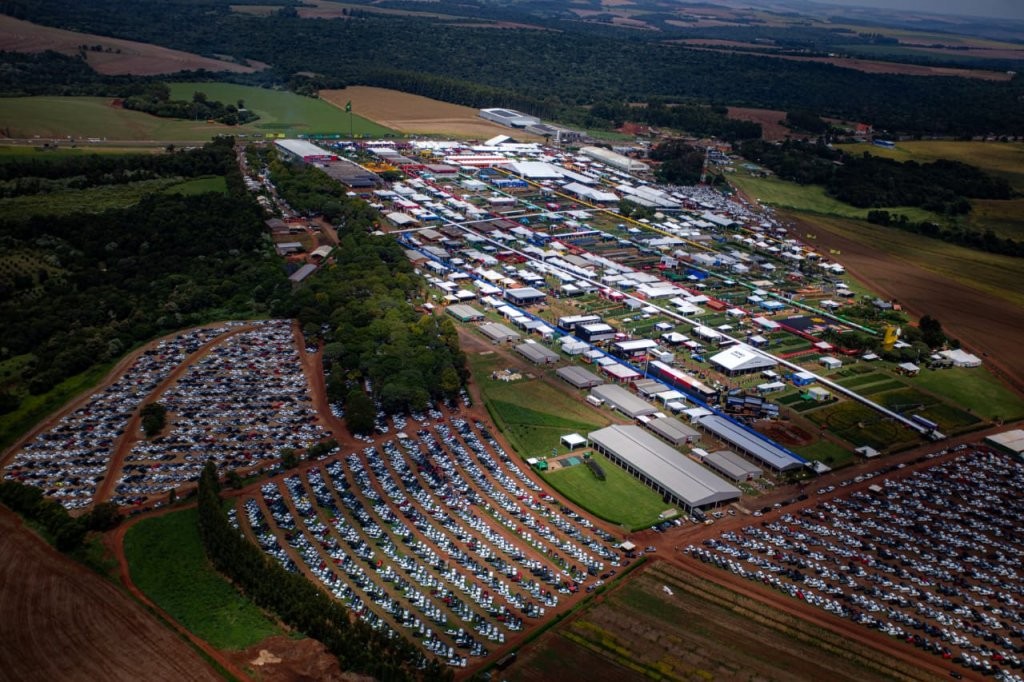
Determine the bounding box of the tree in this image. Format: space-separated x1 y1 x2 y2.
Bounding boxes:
918 315 946 348
344 388 376 435
140 402 167 438
87 501 122 531
279 447 298 470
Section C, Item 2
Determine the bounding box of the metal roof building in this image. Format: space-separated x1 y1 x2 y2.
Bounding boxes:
556 365 603 389
479 322 520 344
479 108 541 128
515 342 560 365
288 263 317 285
646 416 700 446
709 344 777 375
704 449 763 481
274 139 338 163
590 384 657 419
588 425 739 510
696 414 804 472
446 304 485 322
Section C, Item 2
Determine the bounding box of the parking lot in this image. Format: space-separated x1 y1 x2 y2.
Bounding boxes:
685 446 1024 680
231 407 623 668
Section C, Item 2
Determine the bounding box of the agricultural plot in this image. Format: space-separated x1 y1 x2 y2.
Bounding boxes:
910 367 1024 423
806 400 919 452
167 82 394 138
232 414 622 669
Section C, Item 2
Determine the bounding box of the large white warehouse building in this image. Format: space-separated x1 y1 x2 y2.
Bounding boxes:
580 146 649 173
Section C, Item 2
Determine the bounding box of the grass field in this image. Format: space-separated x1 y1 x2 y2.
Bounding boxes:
729 171 940 224
834 141 1024 191
0 85 394 142
124 507 282 650
0 144 163 158
0 178 181 218
909 367 1024 422
793 439 854 468
168 82 393 137
807 400 920 451
541 452 675 530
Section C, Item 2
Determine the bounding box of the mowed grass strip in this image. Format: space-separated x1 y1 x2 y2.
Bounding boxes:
124 507 282 650
542 452 673 530
489 399 601 457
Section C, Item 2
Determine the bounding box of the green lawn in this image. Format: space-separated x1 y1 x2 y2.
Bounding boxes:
124 507 282 650
793 439 854 468
807 400 920 451
488 399 603 458
168 82 394 137
909 367 1024 422
161 175 228 195
0 179 180 218
729 172 940 225
542 452 675 530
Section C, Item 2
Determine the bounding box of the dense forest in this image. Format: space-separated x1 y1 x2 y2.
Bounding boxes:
196 461 452 681
650 140 709 186
0 138 292 410
263 156 468 419
3 0 1024 137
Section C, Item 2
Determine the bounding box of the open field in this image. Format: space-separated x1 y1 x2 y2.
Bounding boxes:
0 97 245 141
505 561 901 682
909 367 1024 423
161 175 228 196
793 213 1024 397
168 82 393 137
729 171 940 224
320 86 541 140
726 106 790 141
0 506 222 682
124 507 283 650
542 452 676 531
834 140 1024 191
0 15 265 76
0 143 164 158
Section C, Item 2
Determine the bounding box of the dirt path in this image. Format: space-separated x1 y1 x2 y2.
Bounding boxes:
0 506 224 682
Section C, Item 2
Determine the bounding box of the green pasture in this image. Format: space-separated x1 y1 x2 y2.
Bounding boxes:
541 452 676 530
909 367 1024 422
161 175 228 195
793 439 854 468
167 82 394 137
124 507 282 650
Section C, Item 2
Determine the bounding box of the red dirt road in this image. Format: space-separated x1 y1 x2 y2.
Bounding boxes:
0 506 223 682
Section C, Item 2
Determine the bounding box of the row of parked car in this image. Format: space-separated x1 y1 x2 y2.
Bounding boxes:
688 447 1024 681
231 409 621 665
4 324 241 509
112 320 325 506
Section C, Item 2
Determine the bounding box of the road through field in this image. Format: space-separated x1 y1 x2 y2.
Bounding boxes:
0 506 223 682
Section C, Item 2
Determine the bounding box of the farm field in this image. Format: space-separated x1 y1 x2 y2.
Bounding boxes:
541 452 676 531
124 507 283 650
793 212 1024 396
909 367 1024 422
167 82 393 137
0 143 164 158
0 507 222 682
0 14 265 76
319 86 539 140
504 561 900 682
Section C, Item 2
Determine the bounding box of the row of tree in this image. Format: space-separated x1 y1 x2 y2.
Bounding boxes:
196 461 451 680
0 481 122 551
122 84 258 126
867 210 1024 257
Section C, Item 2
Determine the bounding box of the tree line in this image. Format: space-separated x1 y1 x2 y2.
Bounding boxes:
0 480 121 551
196 460 452 681
5 1 1024 138
0 138 293 408
122 83 258 126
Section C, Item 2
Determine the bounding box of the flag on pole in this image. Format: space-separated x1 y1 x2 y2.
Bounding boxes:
345 101 352 113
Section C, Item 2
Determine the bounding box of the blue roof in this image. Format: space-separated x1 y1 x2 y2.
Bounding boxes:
696 415 804 472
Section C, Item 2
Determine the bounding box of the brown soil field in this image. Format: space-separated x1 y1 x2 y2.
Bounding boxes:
793 214 1024 397
227 635 351 682
726 106 791 141
757 420 815 447
0 507 221 682
0 15 266 76
320 87 543 140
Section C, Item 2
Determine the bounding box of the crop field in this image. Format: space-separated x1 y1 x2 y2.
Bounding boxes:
807 400 920 451
834 141 1024 191
505 561 898 682
167 82 394 137
0 14 265 76
124 507 283 650
319 86 537 139
541 452 675 531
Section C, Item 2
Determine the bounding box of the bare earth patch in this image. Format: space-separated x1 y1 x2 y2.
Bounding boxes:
726 107 790 141
0 15 266 75
320 87 543 140
230 635 354 682
0 507 221 682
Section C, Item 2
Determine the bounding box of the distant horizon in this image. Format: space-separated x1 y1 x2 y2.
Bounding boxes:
802 0 1024 21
